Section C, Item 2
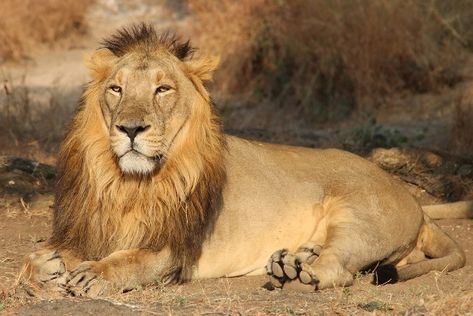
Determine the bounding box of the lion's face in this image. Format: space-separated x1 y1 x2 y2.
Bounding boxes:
100 54 194 175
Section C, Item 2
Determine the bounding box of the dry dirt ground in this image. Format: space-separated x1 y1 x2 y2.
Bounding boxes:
0 151 472 315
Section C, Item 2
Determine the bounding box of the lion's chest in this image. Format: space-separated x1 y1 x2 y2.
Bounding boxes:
86 204 160 256
114 212 151 249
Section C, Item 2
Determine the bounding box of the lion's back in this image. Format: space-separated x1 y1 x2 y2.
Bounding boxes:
224 135 422 221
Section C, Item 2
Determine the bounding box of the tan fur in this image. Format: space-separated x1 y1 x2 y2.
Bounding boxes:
25 24 466 295
84 49 118 81
422 201 473 219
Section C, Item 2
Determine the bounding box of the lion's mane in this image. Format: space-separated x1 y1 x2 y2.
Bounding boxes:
49 24 226 281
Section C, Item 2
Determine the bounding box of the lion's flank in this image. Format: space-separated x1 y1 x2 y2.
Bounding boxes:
102 23 194 60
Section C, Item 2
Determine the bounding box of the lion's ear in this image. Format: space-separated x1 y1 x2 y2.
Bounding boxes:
84 49 118 81
184 56 220 81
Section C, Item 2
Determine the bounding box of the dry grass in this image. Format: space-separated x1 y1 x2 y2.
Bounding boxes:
188 0 472 120
2 275 472 314
425 290 473 315
0 0 94 62
0 75 78 162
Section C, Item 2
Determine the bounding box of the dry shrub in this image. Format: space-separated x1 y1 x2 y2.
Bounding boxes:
451 94 473 158
188 0 469 119
0 0 94 62
0 77 78 161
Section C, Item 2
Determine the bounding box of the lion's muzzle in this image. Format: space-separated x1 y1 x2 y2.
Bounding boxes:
111 122 163 175
116 123 150 143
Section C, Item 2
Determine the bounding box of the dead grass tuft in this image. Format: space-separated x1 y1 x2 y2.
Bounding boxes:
188 0 471 120
0 0 94 62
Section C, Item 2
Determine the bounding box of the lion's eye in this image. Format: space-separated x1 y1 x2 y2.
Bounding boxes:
155 85 172 94
109 85 122 94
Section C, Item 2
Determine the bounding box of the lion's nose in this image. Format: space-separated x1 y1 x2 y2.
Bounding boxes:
116 124 150 142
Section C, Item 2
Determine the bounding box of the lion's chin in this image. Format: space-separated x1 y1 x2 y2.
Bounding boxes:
118 151 156 175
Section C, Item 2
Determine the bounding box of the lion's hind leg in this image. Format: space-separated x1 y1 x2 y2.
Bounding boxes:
267 201 366 291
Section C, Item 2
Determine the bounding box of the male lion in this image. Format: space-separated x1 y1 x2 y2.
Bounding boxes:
25 24 467 296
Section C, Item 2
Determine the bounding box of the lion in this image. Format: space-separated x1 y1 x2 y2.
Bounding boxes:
24 24 468 297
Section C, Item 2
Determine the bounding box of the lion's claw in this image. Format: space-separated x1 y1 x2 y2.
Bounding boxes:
65 261 111 297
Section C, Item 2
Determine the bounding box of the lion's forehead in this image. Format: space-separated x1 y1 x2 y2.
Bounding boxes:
114 67 160 84
113 54 179 79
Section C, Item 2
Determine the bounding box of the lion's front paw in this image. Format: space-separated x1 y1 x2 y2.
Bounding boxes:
26 249 69 290
66 261 112 297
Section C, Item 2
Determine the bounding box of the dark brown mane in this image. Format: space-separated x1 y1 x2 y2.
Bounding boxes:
101 23 194 60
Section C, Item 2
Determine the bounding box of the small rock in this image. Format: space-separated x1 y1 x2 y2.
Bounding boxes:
358 301 392 312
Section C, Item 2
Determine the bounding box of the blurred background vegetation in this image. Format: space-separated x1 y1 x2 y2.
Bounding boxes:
0 0 93 61
1 0 473 162
191 0 470 115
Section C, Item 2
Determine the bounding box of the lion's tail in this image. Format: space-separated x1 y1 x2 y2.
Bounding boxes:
395 216 466 282
422 200 473 219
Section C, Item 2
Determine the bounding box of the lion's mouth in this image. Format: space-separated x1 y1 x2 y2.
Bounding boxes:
117 150 164 175
119 149 163 162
